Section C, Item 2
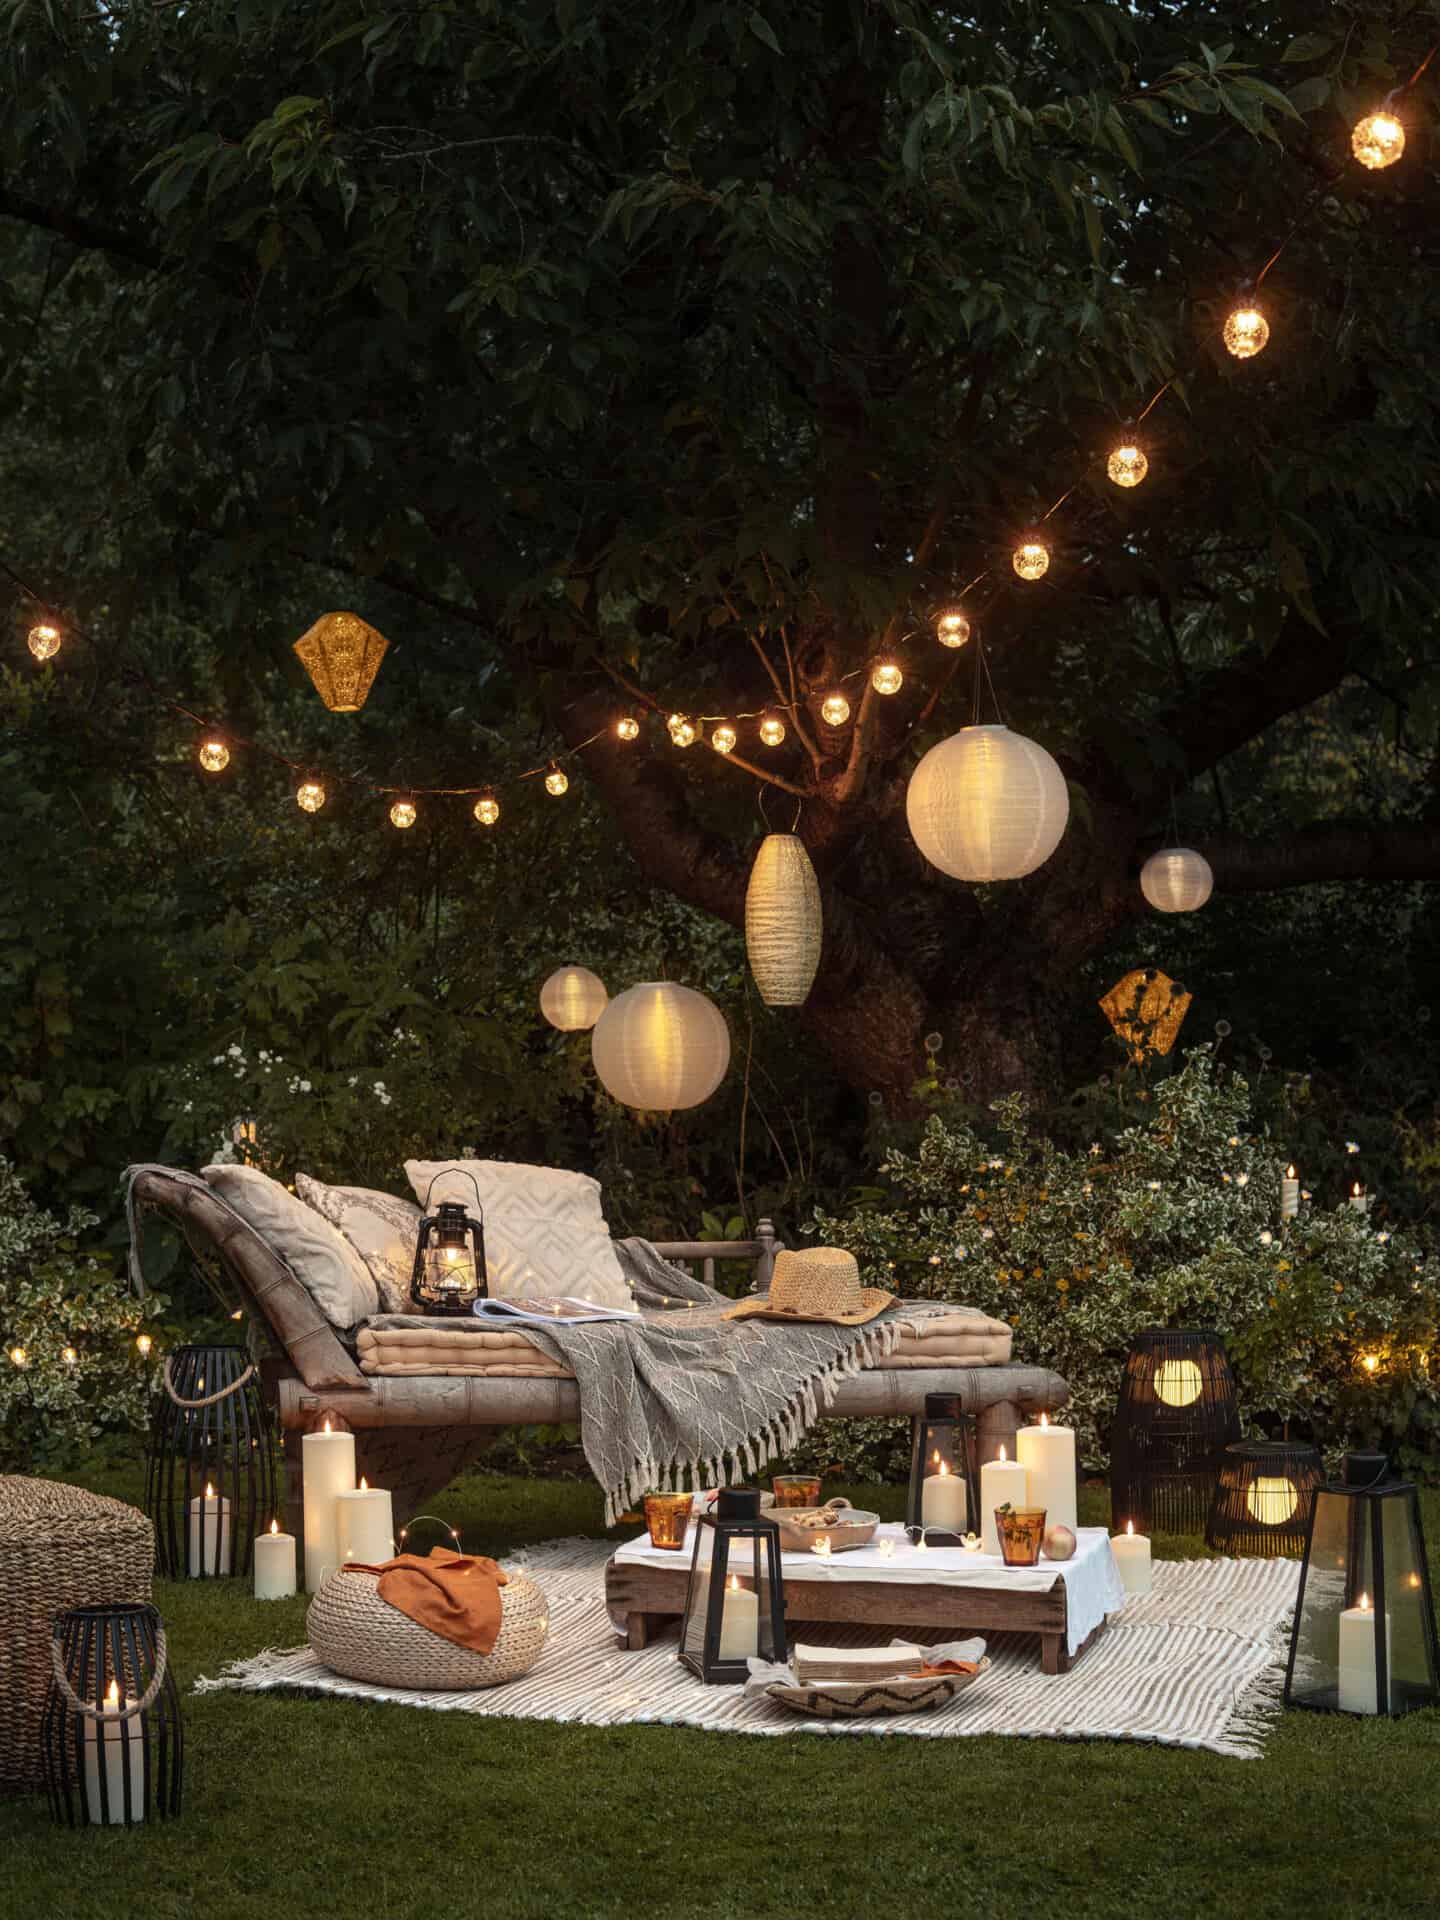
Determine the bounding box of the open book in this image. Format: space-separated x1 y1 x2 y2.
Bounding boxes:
472 1295 642 1326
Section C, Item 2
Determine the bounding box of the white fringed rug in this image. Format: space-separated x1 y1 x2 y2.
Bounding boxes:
197 1539 1299 1760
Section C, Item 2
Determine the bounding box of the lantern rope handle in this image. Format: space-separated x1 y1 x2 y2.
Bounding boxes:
162 1355 256 1407
49 1633 169 1720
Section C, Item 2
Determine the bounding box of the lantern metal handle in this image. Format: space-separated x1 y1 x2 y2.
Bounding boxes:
418 1168 484 1218
49 1631 170 1721
161 1355 257 1409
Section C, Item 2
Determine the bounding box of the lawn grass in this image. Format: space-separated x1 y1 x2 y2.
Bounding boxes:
3 1448 1437 1920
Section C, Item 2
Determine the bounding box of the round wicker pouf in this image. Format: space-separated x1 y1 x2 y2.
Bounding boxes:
306 1566 549 1690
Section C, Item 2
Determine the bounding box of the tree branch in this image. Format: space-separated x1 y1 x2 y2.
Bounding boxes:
1199 821 1440 892
0 187 166 270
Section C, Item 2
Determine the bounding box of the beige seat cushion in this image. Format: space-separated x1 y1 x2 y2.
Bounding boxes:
296 1174 420 1316
202 1163 378 1329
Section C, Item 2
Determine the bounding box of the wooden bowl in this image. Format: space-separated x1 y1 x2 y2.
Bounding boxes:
772 1501 880 1554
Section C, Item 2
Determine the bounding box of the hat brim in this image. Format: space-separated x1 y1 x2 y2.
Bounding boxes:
723 1289 897 1327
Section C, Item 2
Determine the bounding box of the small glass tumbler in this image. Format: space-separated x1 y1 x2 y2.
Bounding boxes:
643 1492 694 1550
996 1507 1048 1568
772 1475 823 1509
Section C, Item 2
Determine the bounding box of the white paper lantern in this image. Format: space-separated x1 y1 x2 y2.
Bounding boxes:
591 983 730 1111
905 724 1070 882
745 834 822 1007
1140 846 1214 913
539 965 609 1032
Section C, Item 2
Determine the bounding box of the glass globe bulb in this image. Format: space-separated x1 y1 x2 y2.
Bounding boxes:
545 766 569 796
27 622 62 661
1107 443 1148 488
711 723 737 755
935 609 971 648
1012 540 1050 581
758 714 786 746
616 715 640 741
473 794 500 826
1223 306 1269 359
1352 111 1404 171
667 713 698 748
296 780 326 813
870 661 903 695
198 739 230 773
390 799 417 829
820 692 850 726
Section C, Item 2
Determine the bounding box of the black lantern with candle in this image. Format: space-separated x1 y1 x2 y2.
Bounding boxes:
1283 1452 1439 1718
143 1343 274 1579
410 1171 488 1315
1109 1329 1240 1535
1204 1440 1324 1558
905 1393 979 1546
679 1488 786 1684
41 1604 183 1826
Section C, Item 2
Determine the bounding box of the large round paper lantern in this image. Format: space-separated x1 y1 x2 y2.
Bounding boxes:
540 965 609 1032
905 724 1069 882
591 983 730 1112
745 834 822 1008
1140 847 1214 914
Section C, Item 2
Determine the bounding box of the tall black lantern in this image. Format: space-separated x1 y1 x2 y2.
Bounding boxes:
1284 1452 1440 1718
906 1392 979 1546
1205 1440 1324 1558
1109 1328 1240 1535
144 1343 275 1578
680 1488 787 1684
411 1171 488 1315
41 1604 183 1826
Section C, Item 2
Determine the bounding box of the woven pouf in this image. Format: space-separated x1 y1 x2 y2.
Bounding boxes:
307 1566 549 1690
0 1477 154 1793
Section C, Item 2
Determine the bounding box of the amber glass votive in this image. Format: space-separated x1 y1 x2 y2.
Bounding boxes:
996 1507 1048 1567
772 1475 823 1509
643 1492 694 1550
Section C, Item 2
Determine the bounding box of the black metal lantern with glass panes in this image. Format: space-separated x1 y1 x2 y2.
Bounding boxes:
41 1604 183 1827
906 1392 979 1545
1283 1452 1439 1718
680 1488 786 1684
410 1171 488 1315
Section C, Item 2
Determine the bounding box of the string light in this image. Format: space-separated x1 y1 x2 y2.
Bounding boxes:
820 692 850 725
9 1345 27 1367
1107 443 1148 488
667 713 698 748
198 739 230 773
389 798 417 830
296 779 326 813
473 793 500 826
544 765 569 796
870 661 904 695
711 723 737 755
1012 538 1050 581
1223 305 1269 359
1352 111 1405 170
62 1346 77 1365
136 1334 153 1358
935 609 971 648
615 715 640 741
27 621 61 661
758 714 786 747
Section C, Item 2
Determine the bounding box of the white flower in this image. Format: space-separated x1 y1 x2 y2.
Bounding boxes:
1259 1230 1273 1246
298 1079 312 1094
227 1043 243 1059
1301 1189 1312 1201
1228 1135 1240 1147
953 1246 968 1260
258 1050 270 1063
988 1158 1004 1170
347 1075 358 1087
211 1055 225 1066
182 1101 193 1114
1377 1231 1391 1245
1235 1172 1250 1188
981 1227 994 1240
372 1080 387 1095
1346 1141 1360 1154
928 1254 941 1266
1089 1143 1101 1156
1147 1180 1161 1192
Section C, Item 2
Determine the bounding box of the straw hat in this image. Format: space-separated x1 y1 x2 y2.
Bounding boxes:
725 1247 894 1327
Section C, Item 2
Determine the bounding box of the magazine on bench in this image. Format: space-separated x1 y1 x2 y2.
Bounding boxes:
472 1295 642 1326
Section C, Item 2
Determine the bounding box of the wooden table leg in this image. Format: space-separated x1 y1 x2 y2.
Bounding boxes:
1040 1631 1063 1675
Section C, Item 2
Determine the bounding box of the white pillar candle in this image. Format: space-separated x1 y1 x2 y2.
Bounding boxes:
1111 1520 1152 1596
253 1518 297 1599
335 1479 395 1565
1014 1414 1077 1534
921 1458 968 1535
301 1421 356 1590
1280 1166 1299 1221
187 1483 232 1577
1337 1593 1392 1715
717 1575 760 1660
82 1681 145 1825
980 1446 1028 1558
1349 1183 1371 1214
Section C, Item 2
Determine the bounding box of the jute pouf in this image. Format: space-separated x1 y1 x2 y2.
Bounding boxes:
307 1566 549 1690
0 1477 154 1793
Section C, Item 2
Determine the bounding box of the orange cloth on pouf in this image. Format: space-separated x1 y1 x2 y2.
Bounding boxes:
344 1547 510 1654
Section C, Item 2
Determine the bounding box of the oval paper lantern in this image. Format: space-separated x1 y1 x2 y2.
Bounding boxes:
745 834 822 1007
540 965 609 1032
905 724 1070 882
591 983 730 1111
1140 847 1214 914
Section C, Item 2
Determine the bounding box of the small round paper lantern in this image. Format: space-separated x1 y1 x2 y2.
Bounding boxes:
474 794 500 826
540 965 609 1032
1012 539 1050 581
1140 846 1214 914
198 739 230 773
668 713 698 748
296 780 326 813
820 693 850 726
870 661 903 696
745 833 822 1007
711 723 737 755
389 799 417 830
905 724 1070 882
1223 306 1269 359
545 766 569 796
27 622 62 662
1107 443 1148 488
1154 1359 1203 1408
616 715 640 741
758 714 786 747
1352 111 1404 170
591 982 730 1112
292 611 389 712
935 608 971 648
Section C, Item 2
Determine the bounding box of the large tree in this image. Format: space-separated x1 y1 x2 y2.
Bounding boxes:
2 0 1438 1106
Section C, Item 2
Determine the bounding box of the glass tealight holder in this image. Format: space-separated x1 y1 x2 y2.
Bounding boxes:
643 1492 694 1551
772 1475 823 1509
996 1507 1048 1567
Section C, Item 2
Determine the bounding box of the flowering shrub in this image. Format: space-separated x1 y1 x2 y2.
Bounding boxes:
0 1160 162 1470
812 1051 1437 1477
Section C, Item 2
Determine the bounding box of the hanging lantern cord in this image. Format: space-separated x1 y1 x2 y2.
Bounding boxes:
757 785 804 834
970 635 1006 728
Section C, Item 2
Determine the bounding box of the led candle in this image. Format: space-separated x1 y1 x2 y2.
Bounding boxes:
1015 1413 1077 1534
921 1454 968 1536
187 1482 232 1577
82 1680 145 1825
301 1418 356 1590
253 1517 297 1599
335 1478 395 1565
717 1575 759 1660
1349 1182 1371 1215
1337 1592 1392 1715
980 1445 1028 1558
1281 1164 1299 1221
1111 1519 1152 1596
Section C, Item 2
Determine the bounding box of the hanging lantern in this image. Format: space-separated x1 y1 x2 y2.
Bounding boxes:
744 834 822 1008
292 611 389 713
27 621 63 662
679 1488 787 1684
1140 846 1213 913
296 780 326 813
870 661 903 696
1205 1441 1324 1558
41 1603 183 1826
1352 111 1404 170
1107 443 1148 488
143 1343 276 1578
198 739 230 774
616 715 640 741
539 965 609 1032
1223 305 1269 359
1109 1329 1240 1536
906 724 1069 882
545 765 569 796
389 799 417 830
473 793 500 826
1012 538 1050 581
668 714 698 748
410 1171 488 1315
757 714 786 747
935 608 971 648
711 723 737 755
906 1393 979 1546
1099 967 1192 1060
590 982 730 1111
819 693 850 726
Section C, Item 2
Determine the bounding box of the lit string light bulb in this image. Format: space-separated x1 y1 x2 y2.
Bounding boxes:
870 661 903 695
935 608 971 648
1223 304 1269 359
473 793 500 826
1352 110 1404 170
1012 538 1050 581
9 1345 26 1368
711 723 737 755
1107 442 1148 488
27 622 62 661
615 715 640 741
198 739 230 773
820 692 850 726
296 779 326 813
136 1334 153 1358
667 713 698 748
545 765 569 796
758 714 787 747
62 1346 77 1365
389 799 417 830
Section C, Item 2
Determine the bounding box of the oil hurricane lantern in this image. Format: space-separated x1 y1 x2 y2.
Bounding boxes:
906 1392 978 1546
42 1603 183 1826
680 1488 786 1684
411 1171 488 1315
1109 1329 1240 1535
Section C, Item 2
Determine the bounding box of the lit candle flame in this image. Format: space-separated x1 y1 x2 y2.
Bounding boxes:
935 1458 949 1478
269 1518 279 1535
323 1417 332 1434
105 1679 121 1708
204 1482 215 1499
726 1574 741 1593
1287 1164 1297 1179
359 1476 368 1491
1126 1520 1135 1537
1353 1182 1362 1198
1039 1412 1049 1429
998 1445 1007 1462
1358 1592 1371 1612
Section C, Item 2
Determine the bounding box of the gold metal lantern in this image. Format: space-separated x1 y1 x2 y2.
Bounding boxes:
745 833 823 1008
293 612 390 713
1100 968 1192 1060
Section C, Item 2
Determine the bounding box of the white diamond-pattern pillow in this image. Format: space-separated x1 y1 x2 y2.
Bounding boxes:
404 1160 634 1310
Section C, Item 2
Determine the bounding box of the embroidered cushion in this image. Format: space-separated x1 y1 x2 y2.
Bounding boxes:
295 1174 421 1316
201 1163 378 1329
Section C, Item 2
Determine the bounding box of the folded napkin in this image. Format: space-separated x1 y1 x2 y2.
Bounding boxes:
344 1546 510 1654
745 1635 987 1698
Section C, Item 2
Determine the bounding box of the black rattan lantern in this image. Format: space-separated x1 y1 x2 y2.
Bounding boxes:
1284 1452 1440 1718
1205 1440 1324 1558
680 1488 787 1684
1109 1328 1240 1535
144 1343 275 1579
906 1392 979 1546
41 1604 183 1826
411 1171 488 1315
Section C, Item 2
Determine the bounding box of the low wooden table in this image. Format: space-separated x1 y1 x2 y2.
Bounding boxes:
606 1525 1113 1676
